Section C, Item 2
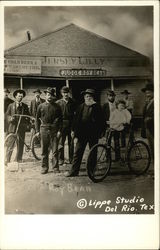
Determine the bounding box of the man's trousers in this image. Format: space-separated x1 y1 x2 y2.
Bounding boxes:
70 136 98 175
5 129 25 163
59 125 74 163
40 127 58 170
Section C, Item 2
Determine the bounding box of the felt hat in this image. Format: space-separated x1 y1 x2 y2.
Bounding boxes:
121 89 131 95
61 86 69 93
81 89 95 96
107 90 116 96
44 87 55 96
13 89 26 98
33 89 42 94
141 83 154 92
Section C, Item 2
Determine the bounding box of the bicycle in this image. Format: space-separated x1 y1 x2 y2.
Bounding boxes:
31 128 64 161
5 114 36 163
87 123 151 183
31 133 41 160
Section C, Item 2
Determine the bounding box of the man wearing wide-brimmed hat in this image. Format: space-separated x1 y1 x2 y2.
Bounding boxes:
141 83 154 159
103 90 116 123
4 88 14 134
65 89 105 177
5 89 30 164
121 89 133 114
56 86 76 165
35 87 63 174
4 88 13 113
29 89 45 118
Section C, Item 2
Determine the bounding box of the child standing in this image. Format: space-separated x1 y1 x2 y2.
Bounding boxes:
109 100 132 161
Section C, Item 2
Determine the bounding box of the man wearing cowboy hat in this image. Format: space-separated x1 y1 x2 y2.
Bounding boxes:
35 87 62 174
4 88 13 113
4 88 13 134
56 86 76 165
65 89 105 177
5 89 30 164
103 90 116 123
29 89 45 118
141 83 154 159
121 89 133 114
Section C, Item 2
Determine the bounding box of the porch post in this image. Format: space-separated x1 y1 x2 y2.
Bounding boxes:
111 78 114 90
66 79 73 97
20 77 23 89
66 79 69 87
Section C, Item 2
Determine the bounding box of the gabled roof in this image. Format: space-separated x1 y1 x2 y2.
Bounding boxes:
5 23 148 59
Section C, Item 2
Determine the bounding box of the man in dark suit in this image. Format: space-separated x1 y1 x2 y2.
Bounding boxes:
56 86 76 165
4 88 13 113
65 89 105 177
29 89 45 118
141 83 154 159
4 88 13 134
5 89 30 164
35 88 62 174
102 90 116 123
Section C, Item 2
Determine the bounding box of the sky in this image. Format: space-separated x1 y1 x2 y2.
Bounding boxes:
4 6 153 58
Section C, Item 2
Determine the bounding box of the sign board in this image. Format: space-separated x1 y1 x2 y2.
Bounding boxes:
4 59 41 75
43 57 106 67
59 69 107 77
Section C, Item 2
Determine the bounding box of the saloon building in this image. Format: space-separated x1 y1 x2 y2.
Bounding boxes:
4 23 152 117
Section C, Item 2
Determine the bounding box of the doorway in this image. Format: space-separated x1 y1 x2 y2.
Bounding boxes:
70 79 110 104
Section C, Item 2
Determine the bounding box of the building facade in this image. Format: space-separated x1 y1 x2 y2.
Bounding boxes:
4 23 152 117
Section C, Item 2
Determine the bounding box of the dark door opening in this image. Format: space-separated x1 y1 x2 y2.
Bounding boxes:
70 79 110 104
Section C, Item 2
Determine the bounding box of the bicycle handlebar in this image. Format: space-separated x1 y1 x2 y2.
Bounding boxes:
12 114 35 120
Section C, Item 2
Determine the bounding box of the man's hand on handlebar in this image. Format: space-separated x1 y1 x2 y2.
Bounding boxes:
10 116 16 122
35 132 40 138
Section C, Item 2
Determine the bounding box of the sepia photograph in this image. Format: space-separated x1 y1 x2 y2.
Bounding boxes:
1 1 160 249
3 4 156 216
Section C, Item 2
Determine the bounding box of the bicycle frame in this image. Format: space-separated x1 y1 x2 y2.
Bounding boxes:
105 123 135 163
10 114 35 152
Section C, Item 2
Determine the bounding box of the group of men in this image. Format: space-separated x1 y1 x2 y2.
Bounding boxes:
4 82 154 176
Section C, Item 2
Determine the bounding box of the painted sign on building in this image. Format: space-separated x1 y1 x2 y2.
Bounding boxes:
43 57 106 67
4 59 41 75
59 69 107 77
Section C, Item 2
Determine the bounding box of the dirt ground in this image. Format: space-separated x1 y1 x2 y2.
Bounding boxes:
5 133 154 214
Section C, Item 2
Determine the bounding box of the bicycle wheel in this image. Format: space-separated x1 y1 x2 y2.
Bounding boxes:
31 134 41 160
5 133 18 163
127 140 151 175
87 144 111 183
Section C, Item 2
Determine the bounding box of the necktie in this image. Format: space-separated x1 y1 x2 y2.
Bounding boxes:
17 103 22 114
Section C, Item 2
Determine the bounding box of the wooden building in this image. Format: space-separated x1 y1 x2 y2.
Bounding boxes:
4 23 152 117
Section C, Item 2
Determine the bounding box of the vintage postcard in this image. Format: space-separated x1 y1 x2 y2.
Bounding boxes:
0 0 159 249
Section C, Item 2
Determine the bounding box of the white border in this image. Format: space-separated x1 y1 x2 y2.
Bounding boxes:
0 1 159 249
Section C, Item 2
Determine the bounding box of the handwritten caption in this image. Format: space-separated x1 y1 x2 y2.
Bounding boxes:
42 182 92 196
